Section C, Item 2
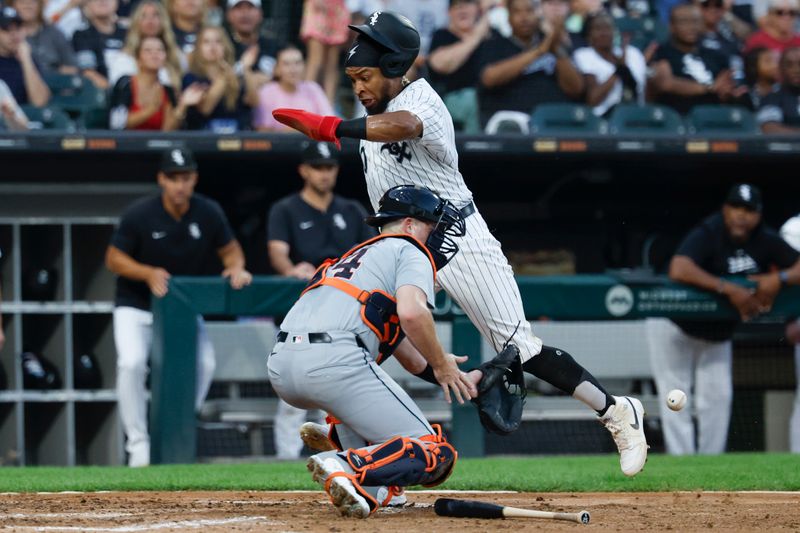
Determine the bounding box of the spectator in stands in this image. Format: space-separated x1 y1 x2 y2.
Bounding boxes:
779 213 800 453
167 0 205 58
182 26 259 132
541 0 578 49
428 0 495 133
109 35 205 130
253 44 333 131
744 0 800 53
72 0 127 89
742 46 778 108
0 6 50 107
646 183 800 455
226 0 279 87
648 3 742 114
108 0 183 90
106 147 252 467
300 0 350 106
13 0 77 76
756 46 800 133
573 11 646 116
478 0 584 129
698 0 747 84
0 78 29 130
44 0 86 41
266 141 375 459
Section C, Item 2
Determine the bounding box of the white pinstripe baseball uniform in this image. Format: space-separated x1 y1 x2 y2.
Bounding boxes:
359 78 543 361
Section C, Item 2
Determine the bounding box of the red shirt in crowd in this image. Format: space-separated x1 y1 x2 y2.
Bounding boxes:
744 30 800 53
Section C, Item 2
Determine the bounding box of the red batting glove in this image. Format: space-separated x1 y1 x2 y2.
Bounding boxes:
272 109 342 148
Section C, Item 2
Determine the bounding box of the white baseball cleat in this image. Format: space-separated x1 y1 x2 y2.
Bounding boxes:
127 441 150 468
377 485 407 507
600 396 649 477
300 422 336 452
307 456 375 518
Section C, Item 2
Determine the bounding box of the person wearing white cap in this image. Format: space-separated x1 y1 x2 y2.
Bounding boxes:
745 0 800 52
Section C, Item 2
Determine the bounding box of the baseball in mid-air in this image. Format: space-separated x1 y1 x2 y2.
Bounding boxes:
667 389 687 411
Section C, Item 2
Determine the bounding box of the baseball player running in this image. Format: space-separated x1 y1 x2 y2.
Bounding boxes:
273 11 648 477
267 185 476 518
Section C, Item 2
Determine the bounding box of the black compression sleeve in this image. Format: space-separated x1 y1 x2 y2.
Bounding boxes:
414 364 438 385
336 117 368 139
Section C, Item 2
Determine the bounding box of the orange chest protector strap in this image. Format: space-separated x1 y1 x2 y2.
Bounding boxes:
301 234 437 363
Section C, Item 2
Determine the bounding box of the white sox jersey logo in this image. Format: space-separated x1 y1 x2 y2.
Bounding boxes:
727 250 758 274
381 142 412 164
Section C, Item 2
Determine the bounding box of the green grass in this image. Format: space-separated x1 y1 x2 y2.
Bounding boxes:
1 454 798 493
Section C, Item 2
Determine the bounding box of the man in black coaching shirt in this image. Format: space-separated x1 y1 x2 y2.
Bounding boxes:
266 140 375 460
267 141 376 281
757 46 800 134
646 184 800 455
105 148 252 467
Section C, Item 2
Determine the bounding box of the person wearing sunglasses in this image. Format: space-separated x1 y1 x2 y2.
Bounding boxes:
744 0 800 52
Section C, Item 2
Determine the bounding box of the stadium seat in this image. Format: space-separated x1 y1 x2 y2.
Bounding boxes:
530 103 605 134
44 74 108 130
19 105 75 131
615 16 666 51
485 110 530 134
687 105 757 134
608 104 686 135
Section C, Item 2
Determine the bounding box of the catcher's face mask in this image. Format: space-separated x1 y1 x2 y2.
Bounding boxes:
425 200 466 270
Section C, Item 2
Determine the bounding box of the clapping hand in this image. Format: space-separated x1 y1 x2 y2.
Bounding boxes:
180 83 206 107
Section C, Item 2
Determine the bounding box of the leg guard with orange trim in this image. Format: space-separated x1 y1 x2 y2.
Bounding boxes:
343 425 457 488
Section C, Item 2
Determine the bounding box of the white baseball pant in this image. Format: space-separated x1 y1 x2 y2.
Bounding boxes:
114 306 216 463
437 211 543 363
791 343 800 453
646 318 732 455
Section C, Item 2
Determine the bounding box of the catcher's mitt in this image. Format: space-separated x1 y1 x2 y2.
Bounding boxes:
472 344 526 436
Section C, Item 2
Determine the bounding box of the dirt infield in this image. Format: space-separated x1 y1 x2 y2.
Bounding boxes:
0 490 798 532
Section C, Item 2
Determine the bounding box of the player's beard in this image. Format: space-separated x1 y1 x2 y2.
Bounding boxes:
364 80 394 115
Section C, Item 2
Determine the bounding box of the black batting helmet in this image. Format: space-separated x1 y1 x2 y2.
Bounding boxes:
366 185 466 269
349 11 420 78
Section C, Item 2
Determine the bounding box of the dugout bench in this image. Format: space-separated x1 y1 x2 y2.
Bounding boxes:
152 275 800 464
199 319 662 458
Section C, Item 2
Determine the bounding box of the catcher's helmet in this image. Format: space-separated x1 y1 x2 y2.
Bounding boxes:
349 11 420 78
366 185 466 269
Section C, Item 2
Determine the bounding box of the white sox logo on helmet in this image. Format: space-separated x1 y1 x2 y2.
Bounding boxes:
369 11 380 25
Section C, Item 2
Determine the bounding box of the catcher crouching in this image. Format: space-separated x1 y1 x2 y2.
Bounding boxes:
267 186 476 518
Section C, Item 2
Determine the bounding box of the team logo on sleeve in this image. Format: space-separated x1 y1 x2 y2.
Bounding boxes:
381 142 412 164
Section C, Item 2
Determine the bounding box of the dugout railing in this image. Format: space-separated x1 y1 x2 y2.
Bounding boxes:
150 275 800 464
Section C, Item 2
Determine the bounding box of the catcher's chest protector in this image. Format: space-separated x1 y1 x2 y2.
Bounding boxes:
302 233 437 363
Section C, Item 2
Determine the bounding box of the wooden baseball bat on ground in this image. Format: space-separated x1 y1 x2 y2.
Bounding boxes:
434 498 591 524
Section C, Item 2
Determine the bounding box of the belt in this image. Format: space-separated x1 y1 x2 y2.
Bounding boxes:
277 331 332 344
459 201 476 219
277 331 369 351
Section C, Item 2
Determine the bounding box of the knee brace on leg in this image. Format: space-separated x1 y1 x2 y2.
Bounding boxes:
523 345 601 395
344 425 457 488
